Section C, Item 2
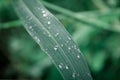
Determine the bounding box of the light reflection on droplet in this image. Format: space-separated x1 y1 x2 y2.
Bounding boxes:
47 21 51 24
34 36 40 43
54 47 58 51
42 10 45 13
67 36 71 40
58 64 62 69
43 14 47 17
77 55 80 59
55 33 59 37
29 26 32 29
68 47 71 50
72 73 76 78
61 44 63 47
65 65 69 69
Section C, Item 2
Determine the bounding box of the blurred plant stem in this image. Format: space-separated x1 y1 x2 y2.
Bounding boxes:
42 1 120 32
92 0 109 11
0 0 120 32
0 20 21 29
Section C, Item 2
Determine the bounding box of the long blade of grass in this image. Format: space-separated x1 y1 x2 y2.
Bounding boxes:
13 0 92 80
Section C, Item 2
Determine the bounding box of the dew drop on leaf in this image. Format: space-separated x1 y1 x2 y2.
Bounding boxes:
42 10 45 13
29 26 32 29
61 44 64 47
43 14 47 17
54 47 58 51
72 73 76 78
48 34 51 37
67 36 71 40
55 33 59 37
77 55 80 59
58 64 62 69
65 65 69 69
34 36 40 43
68 47 71 50
47 21 51 24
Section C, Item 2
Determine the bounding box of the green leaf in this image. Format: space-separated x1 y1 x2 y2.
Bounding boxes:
13 0 92 80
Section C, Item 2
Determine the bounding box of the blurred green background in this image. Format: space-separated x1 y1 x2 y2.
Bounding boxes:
0 0 120 80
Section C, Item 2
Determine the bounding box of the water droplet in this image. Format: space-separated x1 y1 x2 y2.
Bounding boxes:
58 64 62 69
72 73 76 78
54 46 58 51
35 36 40 43
43 14 47 17
61 44 63 47
37 39 40 42
55 33 59 37
47 21 51 24
73 45 77 49
54 45 59 51
67 36 71 40
29 26 32 29
68 47 71 50
77 49 81 53
65 66 69 69
42 10 45 13
28 26 34 32
48 34 51 37
77 55 80 59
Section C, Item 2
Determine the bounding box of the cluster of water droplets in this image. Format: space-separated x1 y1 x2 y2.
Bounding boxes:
33 7 86 79
71 44 81 59
25 16 34 31
58 63 69 70
41 8 51 25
